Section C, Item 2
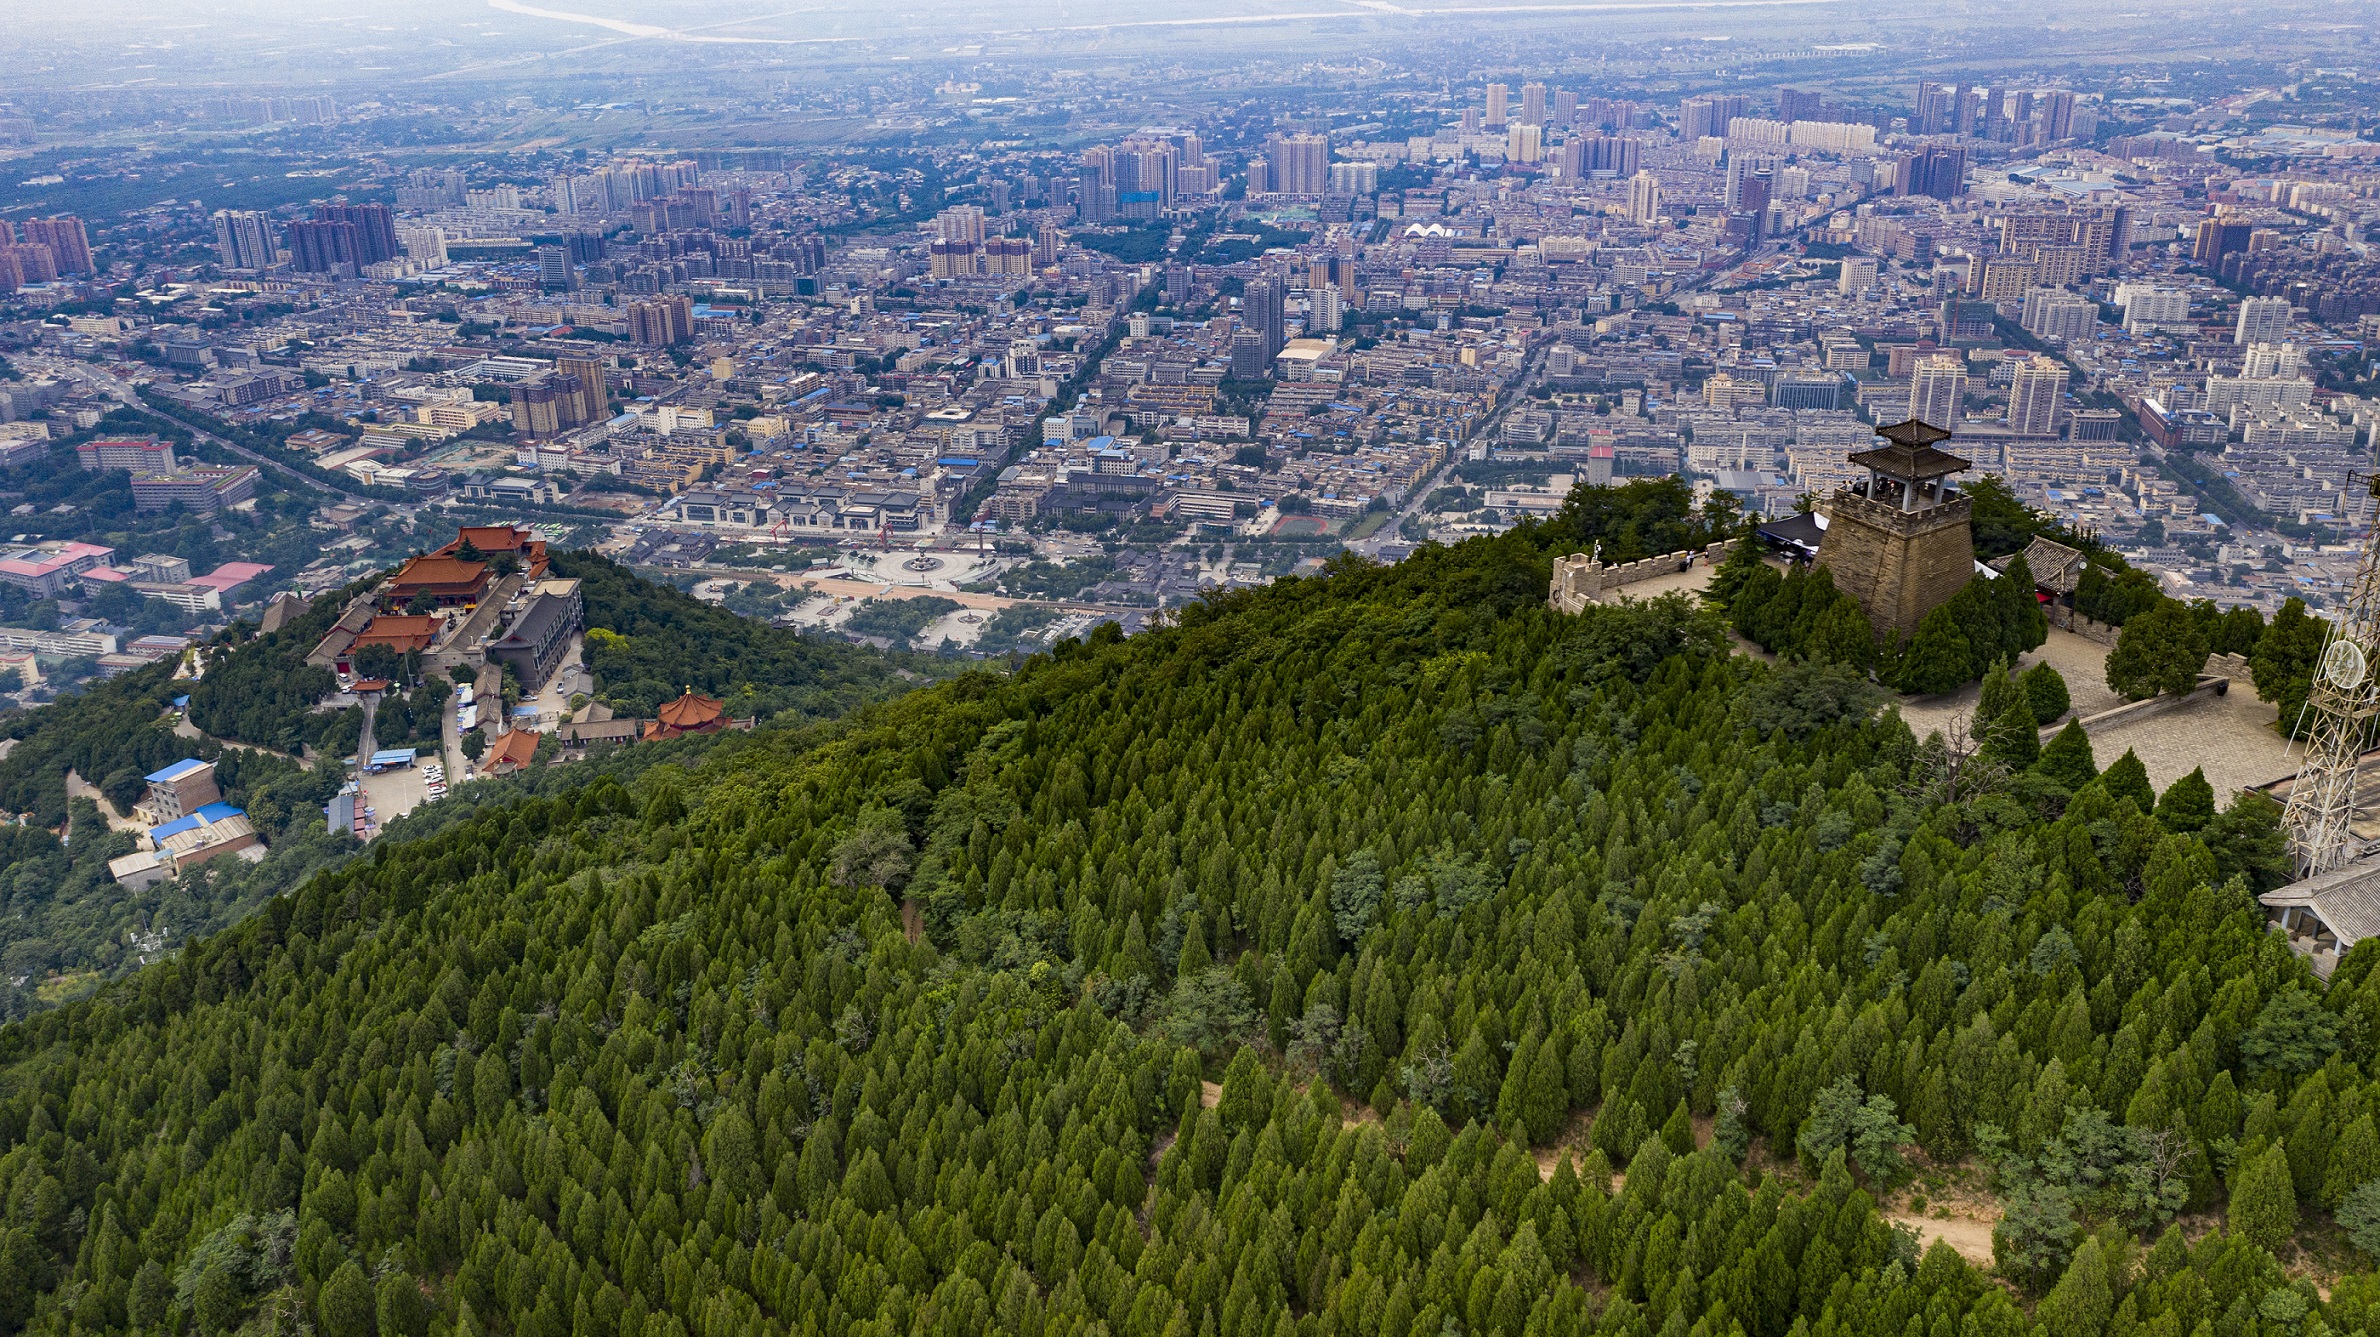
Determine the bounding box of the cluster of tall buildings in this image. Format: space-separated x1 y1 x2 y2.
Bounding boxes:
1481 83 1644 132
1078 134 1212 221
1679 94 1756 141
393 167 468 212
199 94 336 126
509 357 610 437
926 206 1036 279
624 295 695 347
1257 133 1331 196
551 159 705 216
210 210 279 271
1556 134 1642 179
285 203 399 276
0 216 94 292
1912 82 2083 145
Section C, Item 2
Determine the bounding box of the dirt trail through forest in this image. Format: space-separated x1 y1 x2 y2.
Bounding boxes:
1887 1212 1996 1265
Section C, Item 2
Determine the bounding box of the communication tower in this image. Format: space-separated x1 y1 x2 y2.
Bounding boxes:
2284 475 2380 876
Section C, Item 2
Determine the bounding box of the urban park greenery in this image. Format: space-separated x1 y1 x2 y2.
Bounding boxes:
0 502 2369 1337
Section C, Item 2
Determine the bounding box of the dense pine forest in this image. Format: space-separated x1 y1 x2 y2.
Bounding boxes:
0 483 2372 1336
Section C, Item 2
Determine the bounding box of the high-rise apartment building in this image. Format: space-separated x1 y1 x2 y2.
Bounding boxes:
1485 83 1509 128
285 219 361 274
1736 171 1772 226
1114 139 1178 218
2192 217 2254 267
2242 342 2306 379
2235 295 2291 345
1078 146 1118 223
311 203 397 265
210 211 277 270
1229 330 1268 381
1628 171 1662 224
1997 207 2127 275
627 296 695 347
2115 284 2190 334
1244 278 1285 360
22 217 91 275
1777 87 1824 122
936 205 988 245
514 355 608 437
555 357 609 426
1520 82 1548 127
2036 91 2076 142
982 236 1033 276
1724 154 1772 209
1554 90 1579 128
1328 161 1379 194
536 245 575 291
1267 135 1329 196
1307 285 1342 333
2006 359 2067 435
1896 146 1968 201
1908 354 1966 430
1562 135 1640 178
1837 255 1879 293
1914 82 1957 135
1678 94 1750 141
1505 123 1544 165
2021 288 2098 343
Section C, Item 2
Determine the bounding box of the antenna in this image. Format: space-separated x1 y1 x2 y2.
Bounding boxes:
2282 472 2380 877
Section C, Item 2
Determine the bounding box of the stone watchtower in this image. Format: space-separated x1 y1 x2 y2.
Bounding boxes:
1814 419 1975 640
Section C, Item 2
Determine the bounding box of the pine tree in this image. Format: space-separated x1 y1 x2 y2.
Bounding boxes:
317 1262 374 1337
2036 721 2098 790
2106 600 2210 700
1998 553 2050 660
1704 532 1766 613
1496 1031 1543 1142
2100 748 2155 811
1730 563 1783 640
1974 662 2038 770
2154 767 2215 834
1897 606 1974 696
1524 1036 1569 1145
2034 1235 2112 1337
1805 595 1878 671
2229 1141 2299 1254
2325 1114 2380 1209
1660 1099 1694 1156
1753 565 1811 653
2252 596 2327 735
2020 661 2071 723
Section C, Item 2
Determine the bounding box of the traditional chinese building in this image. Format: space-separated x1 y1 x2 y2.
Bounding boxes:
1814 420 1976 639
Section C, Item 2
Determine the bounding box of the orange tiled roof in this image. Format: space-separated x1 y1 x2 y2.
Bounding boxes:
655 689 725 732
389 555 489 592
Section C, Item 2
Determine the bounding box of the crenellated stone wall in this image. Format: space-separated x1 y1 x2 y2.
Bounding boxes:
1549 541 1730 614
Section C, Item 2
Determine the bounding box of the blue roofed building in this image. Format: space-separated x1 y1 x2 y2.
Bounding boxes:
136 758 221 825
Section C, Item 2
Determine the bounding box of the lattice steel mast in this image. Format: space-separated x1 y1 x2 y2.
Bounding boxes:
2284 475 2380 877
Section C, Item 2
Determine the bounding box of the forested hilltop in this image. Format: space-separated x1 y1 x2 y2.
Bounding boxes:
0 484 2372 1337
0 553 926 1021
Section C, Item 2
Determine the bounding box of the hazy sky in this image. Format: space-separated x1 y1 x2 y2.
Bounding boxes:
0 0 2359 89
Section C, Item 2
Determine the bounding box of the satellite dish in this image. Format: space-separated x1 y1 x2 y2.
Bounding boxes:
2322 639 2368 691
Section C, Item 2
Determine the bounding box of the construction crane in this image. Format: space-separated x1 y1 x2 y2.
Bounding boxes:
2283 473 2380 877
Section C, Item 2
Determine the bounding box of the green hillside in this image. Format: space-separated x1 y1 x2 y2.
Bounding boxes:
0 494 2372 1336
0 556 925 1021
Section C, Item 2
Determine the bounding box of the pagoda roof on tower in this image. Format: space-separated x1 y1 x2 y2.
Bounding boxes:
1848 419 1970 481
